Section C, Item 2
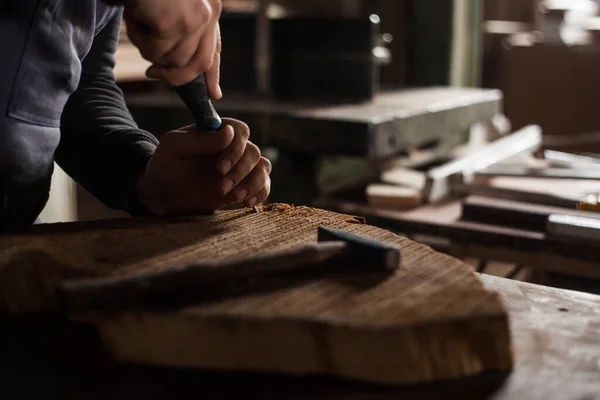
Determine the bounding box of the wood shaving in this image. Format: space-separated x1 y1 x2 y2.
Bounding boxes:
254 203 295 213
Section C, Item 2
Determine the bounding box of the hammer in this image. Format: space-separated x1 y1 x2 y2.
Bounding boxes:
58 227 401 312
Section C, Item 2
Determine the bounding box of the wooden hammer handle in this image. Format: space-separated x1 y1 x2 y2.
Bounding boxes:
58 241 348 312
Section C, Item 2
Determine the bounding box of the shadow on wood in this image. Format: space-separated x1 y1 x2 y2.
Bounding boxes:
0 312 509 400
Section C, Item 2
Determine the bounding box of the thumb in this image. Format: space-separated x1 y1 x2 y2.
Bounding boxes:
160 124 234 157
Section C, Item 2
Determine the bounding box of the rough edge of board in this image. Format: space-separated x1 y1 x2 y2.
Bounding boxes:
89 305 513 386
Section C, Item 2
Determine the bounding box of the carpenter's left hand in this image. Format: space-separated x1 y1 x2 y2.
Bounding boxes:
137 118 272 216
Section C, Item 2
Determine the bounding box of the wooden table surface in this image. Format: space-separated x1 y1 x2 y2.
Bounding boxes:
1 272 599 399
479 275 600 400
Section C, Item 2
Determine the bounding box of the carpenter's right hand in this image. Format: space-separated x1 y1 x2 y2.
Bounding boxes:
123 0 222 98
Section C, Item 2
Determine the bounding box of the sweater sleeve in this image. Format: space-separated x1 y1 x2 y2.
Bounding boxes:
56 8 159 215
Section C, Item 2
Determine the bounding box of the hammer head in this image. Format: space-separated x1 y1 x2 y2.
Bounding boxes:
317 226 401 272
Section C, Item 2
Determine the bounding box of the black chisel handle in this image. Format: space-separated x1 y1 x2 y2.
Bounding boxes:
175 73 222 132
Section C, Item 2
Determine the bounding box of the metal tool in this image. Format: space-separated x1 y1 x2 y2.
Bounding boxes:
58 226 401 312
175 74 222 132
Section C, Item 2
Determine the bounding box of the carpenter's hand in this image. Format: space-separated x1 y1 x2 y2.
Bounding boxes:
123 0 222 98
137 118 272 216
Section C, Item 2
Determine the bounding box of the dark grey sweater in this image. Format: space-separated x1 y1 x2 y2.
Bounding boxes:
0 0 159 232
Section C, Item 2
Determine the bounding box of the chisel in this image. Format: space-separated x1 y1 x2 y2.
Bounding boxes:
174 73 222 132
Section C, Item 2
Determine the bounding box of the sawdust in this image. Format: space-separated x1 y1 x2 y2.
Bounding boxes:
346 216 366 224
255 203 295 213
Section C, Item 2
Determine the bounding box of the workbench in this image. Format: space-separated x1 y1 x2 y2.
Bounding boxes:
1 275 599 400
1 206 600 400
318 197 600 281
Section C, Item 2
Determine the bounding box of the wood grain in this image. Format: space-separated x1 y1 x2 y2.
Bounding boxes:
0 205 512 386
2 276 600 400
479 276 600 400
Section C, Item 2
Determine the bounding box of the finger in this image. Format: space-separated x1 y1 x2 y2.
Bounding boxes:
147 21 219 86
160 125 234 157
220 142 260 197
244 176 271 209
215 118 250 175
146 48 215 86
205 23 222 99
125 16 180 64
231 158 272 204
126 0 212 41
153 29 204 69
151 16 218 69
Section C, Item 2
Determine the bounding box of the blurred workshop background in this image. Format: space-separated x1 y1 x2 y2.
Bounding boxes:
40 0 600 290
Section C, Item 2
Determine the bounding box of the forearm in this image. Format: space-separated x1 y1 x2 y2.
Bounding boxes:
56 9 158 214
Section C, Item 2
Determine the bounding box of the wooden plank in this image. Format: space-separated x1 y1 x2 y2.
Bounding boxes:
0 205 513 386
366 183 422 209
425 125 541 202
476 165 600 180
460 195 600 232
2 275 599 400
546 214 600 243
454 183 580 208
380 125 542 203
477 275 600 400
318 199 600 278
543 149 600 168
455 176 600 208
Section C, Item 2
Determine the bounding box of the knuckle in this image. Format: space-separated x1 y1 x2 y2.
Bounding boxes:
169 53 189 68
211 0 223 16
256 172 270 191
155 18 176 37
237 122 251 140
182 18 196 35
228 169 244 185
247 143 261 160
201 1 213 18
195 52 215 73
189 2 212 30
260 157 272 173
143 44 168 63
198 59 214 73
260 184 271 201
